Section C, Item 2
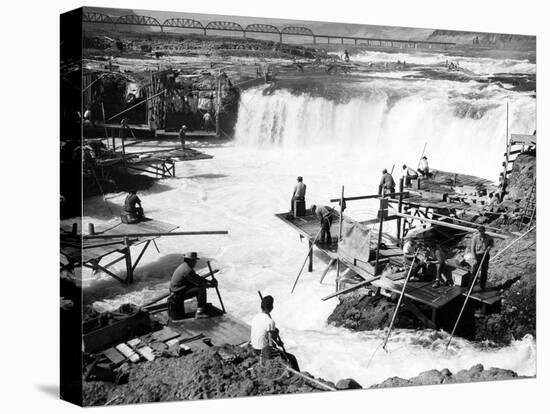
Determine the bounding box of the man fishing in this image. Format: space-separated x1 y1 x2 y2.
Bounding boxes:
417 156 430 177
401 164 419 187
290 176 306 214
251 294 300 371
378 168 396 196
122 190 144 223
469 226 493 291
311 204 337 244
169 252 217 319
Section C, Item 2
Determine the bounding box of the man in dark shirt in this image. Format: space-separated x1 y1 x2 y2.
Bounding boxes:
311 204 337 244
170 252 217 318
123 191 144 223
469 226 493 291
378 168 396 196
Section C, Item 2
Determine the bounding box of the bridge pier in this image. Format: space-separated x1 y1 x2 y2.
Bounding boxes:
341 37 344 45
354 39 357 46
279 33 283 43
313 36 316 45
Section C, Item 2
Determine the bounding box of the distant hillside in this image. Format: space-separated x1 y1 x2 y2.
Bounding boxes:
428 29 535 50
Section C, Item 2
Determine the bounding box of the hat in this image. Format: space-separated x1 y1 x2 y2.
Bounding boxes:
297 176 303 181
180 125 187 130
183 252 200 260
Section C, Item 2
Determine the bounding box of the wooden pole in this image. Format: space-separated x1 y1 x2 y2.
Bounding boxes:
100 103 109 144
336 186 344 291
291 227 323 294
446 249 489 350
374 198 385 275
319 259 336 284
489 225 536 263
124 237 133 284
284 366 337 391
84 230 229 239
382 251 418 350
322 276 380 301
392 212 508 239
397 178 404 241
207 261 225 313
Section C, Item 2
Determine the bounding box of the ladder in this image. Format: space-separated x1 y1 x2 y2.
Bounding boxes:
520 179 536 228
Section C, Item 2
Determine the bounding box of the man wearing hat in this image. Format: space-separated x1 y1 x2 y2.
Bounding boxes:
469 226 493 291
170 252 217 318
290 176 306 214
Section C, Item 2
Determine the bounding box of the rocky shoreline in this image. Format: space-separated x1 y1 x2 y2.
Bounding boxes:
82 343 527 405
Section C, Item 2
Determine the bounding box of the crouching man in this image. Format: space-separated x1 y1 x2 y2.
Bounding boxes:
251 295 300 371
169 252 216 319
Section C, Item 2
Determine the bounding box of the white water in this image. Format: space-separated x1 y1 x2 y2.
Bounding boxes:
77 52 536 387
352 50 536 75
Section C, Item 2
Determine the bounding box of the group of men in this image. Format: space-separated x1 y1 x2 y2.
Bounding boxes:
378 156 432 195
403 225 493 291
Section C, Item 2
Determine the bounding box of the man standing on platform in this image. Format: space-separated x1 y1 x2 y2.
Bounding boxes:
251 295 300 371
378 168 396 196
290 176 306 213
179 125 187 151
170 252 217 319
311 204 337 244
469 226 493 291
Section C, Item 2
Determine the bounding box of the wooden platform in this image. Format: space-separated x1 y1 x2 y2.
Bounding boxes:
154 300 250 348
275 212 404 277
61 218 178 283
372 275 464 309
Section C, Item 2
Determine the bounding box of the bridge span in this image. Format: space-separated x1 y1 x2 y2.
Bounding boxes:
83 11 455 49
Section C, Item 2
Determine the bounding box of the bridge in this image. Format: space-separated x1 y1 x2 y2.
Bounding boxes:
83 11 455 49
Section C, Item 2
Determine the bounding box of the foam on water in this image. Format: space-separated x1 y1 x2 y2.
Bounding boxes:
79 51 536 386
352 50 536 75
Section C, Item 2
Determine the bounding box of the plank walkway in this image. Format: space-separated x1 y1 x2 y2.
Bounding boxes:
155 301 250 348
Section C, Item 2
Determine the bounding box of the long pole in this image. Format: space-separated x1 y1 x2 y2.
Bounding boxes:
291 227 323 293
207 261 225 313
336 186 344 291
106 89 166 121
392 212 508 239
382 251 418 350
84 230 229 239
489 225 536 263
446 249 489 350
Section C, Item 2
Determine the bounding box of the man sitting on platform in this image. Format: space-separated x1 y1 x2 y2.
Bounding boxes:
251 295 300 371
417 156 431 177
290 176 307 214
401 164 419 187
122 190 144 223
170 252 217 319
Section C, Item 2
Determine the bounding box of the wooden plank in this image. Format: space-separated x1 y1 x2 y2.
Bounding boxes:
467 288 502 306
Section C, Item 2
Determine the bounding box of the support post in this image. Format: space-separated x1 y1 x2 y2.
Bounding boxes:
215 75 221 138
374 198 387 275
397 178 404 241
336 185 345 291
308 240 313 272
279 33 282 43
124 237 133 284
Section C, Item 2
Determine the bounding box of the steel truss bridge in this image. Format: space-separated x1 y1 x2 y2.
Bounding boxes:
83 11 455 49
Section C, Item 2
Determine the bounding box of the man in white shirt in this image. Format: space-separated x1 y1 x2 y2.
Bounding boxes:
417 156 430 177
250 295 300 371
